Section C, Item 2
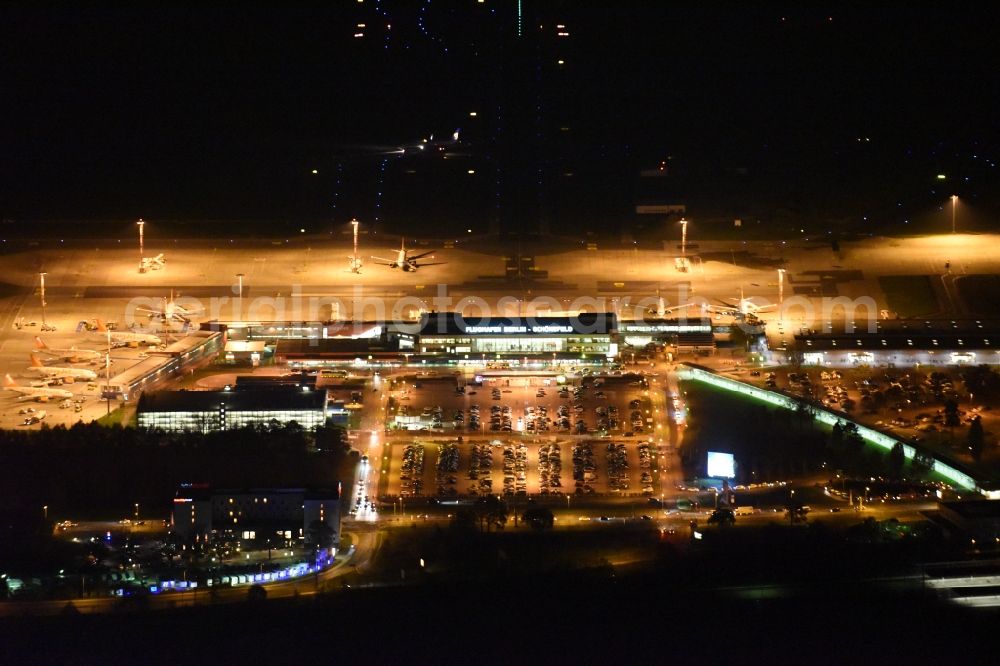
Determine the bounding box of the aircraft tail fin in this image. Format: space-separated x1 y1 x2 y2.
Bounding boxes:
34 336 48 350
95 318 108 333
29 353 43 367
4 374 17 388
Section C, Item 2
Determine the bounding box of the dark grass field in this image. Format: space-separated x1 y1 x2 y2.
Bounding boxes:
956 274 1000 315
878 275 940 316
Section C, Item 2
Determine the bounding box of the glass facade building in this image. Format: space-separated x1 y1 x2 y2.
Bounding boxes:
417 313 616 357
138 388 328 432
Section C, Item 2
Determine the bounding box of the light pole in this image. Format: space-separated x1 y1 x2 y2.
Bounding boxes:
38 272 48 330
679 218 688 257
950 195 958 234
350 219 362 273
43 505 48 520
236 273 244 299
777 268 786 306
105 328 112 416
137 218 145 270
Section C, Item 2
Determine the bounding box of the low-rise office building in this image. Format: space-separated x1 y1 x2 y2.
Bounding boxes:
137 387 328 431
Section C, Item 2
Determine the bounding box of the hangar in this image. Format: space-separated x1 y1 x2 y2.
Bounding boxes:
794 319 1000 367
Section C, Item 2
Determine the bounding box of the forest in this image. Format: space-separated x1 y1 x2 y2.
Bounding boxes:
0 420 353 527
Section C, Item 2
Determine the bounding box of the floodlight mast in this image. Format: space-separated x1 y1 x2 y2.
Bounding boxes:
39 272 47 329
350 218 362 273
105 328 112 416
137 219 145 272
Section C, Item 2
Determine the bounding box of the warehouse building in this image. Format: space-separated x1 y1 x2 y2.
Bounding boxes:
793 319 1000 367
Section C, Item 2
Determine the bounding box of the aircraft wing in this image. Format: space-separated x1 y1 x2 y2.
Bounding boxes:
370 256 396 265
408 250 437 260
657 303 694 314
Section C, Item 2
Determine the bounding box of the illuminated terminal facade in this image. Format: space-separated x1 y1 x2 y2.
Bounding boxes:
137 388 328 431
417 313 617 357
202 313 725 365
618 317 715 351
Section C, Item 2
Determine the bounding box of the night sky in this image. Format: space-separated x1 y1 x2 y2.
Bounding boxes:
1 1 998 235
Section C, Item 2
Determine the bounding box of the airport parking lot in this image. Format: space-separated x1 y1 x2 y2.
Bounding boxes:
376 371 672 499
389 372 655 437
380 437 662 499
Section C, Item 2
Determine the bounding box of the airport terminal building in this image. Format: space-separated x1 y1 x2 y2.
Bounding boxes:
104 330 223 401
416 312 617 357
201 312 732 366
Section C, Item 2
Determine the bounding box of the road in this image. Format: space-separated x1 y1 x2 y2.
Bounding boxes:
0 527 381 617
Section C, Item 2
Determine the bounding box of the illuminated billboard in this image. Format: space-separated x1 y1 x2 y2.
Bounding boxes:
707 451 735 479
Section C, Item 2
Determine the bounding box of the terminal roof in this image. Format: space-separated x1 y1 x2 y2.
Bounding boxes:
418 312 616 336
139 388 327 413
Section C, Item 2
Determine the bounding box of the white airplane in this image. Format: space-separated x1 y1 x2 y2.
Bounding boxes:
34 337 102 363
396 129 462 155
134 290 202 323
346 128 466 159
646 294 695 318
4 374 74 401
371 239 445 272
707 288 777 317
94 319 162 347
24 354 98 383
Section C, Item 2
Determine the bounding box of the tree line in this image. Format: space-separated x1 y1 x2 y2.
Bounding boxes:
681 387 936 483
0 420 352 528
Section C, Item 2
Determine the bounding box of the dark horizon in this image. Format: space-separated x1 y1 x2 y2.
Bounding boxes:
2 2 999 236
